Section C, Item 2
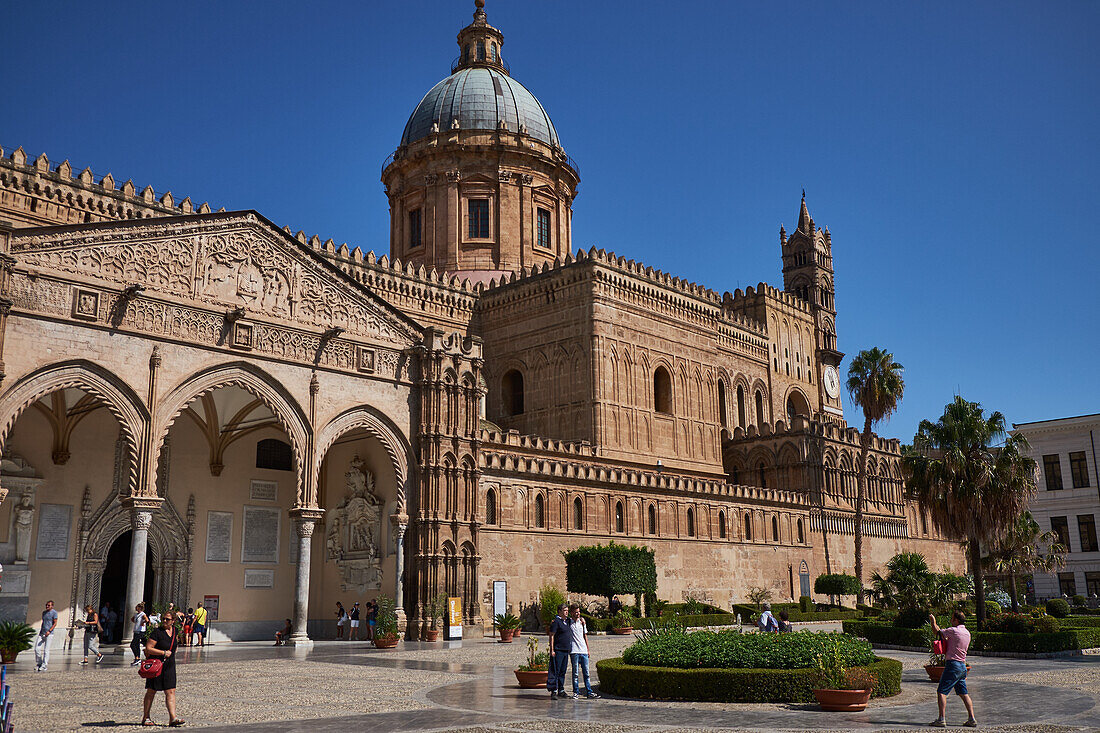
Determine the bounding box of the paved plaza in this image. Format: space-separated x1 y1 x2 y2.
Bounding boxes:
13 633 1100 732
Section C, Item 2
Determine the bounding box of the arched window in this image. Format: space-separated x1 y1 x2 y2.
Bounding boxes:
491 43 498 62
731 465 740 484
648 504 657 535
686 507 695 537
464 44 471 62
718 511 727 539
477 41 486 60
737 385 746 428
573 497 584 530
485 489 497 525
615 501 624 533
786 391 810 422
535 494 545 528
653 366 672 414
797 518 805 543
757 462 767 489
921 510 928 535
502 369 524 415
256 438 293 471
755 390 765 425
744 513 753 540
717 380 728 428
771 516 779 542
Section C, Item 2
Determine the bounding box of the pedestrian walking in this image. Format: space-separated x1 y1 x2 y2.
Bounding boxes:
335 602 347 639
757 603 779 633
928 611 977 728
131 603 149 666
79 605 105 665
349 602 361 641
142 615 185 727
182 608 194 646
192 602 208 647
34 600 58 671
547 604 572 699
366 599 377 640
568 604 598 699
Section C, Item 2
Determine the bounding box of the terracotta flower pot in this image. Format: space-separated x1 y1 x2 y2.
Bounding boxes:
423 628 441 642
373 636 399 649
514 669 548 688
499 629 515 642
513 628 522 637
0 649 18 664
924 664 970 682
611 627 634 635
813 688 872 712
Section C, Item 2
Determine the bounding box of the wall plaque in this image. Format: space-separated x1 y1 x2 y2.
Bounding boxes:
34 504 72 560
244 569 274 588
242 506 280 563
249 480 278 502
205 511 233 563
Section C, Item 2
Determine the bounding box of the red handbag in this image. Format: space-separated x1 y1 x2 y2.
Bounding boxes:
138 658 163 679
931 639 946 655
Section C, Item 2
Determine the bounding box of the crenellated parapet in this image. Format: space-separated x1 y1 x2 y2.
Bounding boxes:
0 146 222 229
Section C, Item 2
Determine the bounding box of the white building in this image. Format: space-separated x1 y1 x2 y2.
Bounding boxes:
1012 413 1100 600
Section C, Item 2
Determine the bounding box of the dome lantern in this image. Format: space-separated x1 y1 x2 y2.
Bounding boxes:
453 0 507 75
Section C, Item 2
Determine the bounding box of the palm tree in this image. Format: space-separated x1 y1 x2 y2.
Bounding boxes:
884 552 933 611
985 511 1066 612
846 347 905 604
902 396 1038 628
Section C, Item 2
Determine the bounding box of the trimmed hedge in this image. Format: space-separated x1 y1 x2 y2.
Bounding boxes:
843 621 1100 653
730 603 861 623
564 542 657 601
622 630 874 670
1060 616 1100 628
596 655 901 703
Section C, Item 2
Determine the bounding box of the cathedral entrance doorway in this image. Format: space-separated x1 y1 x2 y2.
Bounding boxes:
99 531 154 642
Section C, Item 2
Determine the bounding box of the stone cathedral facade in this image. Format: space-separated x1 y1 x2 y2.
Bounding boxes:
0 2 960 643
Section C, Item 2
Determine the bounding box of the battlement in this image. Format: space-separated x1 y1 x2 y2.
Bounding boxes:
727 414 902 454
0 145 223 226
726 281 813 315
480 428 809 507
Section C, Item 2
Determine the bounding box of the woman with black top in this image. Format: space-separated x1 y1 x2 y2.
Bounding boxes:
142 615 185 727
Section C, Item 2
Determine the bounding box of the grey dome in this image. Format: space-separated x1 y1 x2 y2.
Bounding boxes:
401 67 560 148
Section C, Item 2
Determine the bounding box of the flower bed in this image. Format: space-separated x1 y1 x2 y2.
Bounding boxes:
843 621 1100 654
595 655 901 703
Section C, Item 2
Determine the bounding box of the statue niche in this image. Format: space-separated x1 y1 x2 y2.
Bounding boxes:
326 455 384 592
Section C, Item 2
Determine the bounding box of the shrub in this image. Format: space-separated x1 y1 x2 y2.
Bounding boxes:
1059 616 1100 628
0 621 35 655
374 595 399 640
621 629 874 670
563 542 657 607
1073 594 1087 608
539 584 567 630
595 656 901 703
983 612 1037 634
1046 598 1071 618
1036 616 1060 634
518 637 549 671
665 601 725 616
843 620 1100 654
985 601 1002 617
799 596 813 613
815 573 862 599
894 606 931 628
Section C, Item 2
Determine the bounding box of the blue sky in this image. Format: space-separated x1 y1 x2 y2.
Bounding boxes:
4 1 1097 442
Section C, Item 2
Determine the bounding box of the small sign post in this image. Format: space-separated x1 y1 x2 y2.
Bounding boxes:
446 596 463 640
492 580 507 638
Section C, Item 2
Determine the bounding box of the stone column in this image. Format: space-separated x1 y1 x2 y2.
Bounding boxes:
390 513 408 637
288 509 322 645
122 502 157 641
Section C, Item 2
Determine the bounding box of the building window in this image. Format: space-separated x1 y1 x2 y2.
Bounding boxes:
744 513 753 540
653 367 672 414
535 494 545 528
477 41 486 61
648 504 657 535
408 208 422 249
771 516 779 542
468 198 490 238
921 510 928 535
536 207 551 249
1071 452 1090 488
1059 572 1078 597
1044 454 1064 490
797 518 805 544
502 369 524 416
485 489 497 525
256 438 293 471
1051 516 1071 551
464 44 471 62
573 497 584 530
1087 572 1100 597
757 462 767 489
615 501 624 533
755 390 765 425
491 43 498 62
1079 514 1099 553
737 385 746 428
719 511 727 539
717 381 728 428
686 507 695 537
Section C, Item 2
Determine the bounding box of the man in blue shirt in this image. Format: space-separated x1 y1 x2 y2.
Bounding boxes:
35 600 58 671
547 604 572 698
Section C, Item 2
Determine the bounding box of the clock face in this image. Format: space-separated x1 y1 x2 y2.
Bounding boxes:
823 366 840 399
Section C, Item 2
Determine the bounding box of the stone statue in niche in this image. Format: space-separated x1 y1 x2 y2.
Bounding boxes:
326 455 383 592
13 493 35 563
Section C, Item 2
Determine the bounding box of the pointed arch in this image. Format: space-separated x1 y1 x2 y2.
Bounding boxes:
313 405 413 511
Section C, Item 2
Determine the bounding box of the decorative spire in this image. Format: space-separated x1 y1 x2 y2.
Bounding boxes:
797 191 812 234
453 0 507 75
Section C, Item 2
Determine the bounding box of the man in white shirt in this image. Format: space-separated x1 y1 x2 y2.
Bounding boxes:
568 604 599 699
757 603 779 633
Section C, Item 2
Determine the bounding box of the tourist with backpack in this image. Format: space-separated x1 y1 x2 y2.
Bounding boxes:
79 605 104 665
757 603 779 633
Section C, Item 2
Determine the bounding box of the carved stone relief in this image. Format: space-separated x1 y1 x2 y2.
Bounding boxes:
326 455 384 592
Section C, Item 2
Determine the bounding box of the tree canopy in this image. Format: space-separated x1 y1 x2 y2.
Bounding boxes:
563 542 657 604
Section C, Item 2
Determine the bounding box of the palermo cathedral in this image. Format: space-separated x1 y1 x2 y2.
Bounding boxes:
0 2 960 643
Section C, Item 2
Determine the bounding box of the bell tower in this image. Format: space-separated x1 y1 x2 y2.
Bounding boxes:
781 193 844 419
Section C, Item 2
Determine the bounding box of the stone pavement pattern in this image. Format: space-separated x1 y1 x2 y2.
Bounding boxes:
14 635 1100 731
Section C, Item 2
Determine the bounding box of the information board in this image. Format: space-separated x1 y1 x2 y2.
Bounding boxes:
493 580 506 619
446 596 463 640
203 595 220 621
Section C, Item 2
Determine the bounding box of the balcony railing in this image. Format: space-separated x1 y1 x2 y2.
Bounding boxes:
450 56 509 75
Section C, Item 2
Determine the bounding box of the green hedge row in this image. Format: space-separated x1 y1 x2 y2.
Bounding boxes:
842 621 1100 653
1060 617 1100 628
622 630 874 670
595 656 901 703
730 604 862 623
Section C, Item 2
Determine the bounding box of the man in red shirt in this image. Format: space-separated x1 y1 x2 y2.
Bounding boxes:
929 611 976 728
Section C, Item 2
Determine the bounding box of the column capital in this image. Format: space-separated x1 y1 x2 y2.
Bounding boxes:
290 507 324 523
389 512 409 528
122 496 163 514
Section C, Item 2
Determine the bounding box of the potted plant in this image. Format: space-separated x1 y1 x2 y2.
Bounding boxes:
514 637 550 688
610 610 635 634
922 625 970 682
494 612 521 642
424 592 448 642
372 595 400 649
811 654 876 712
0 621 35 664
